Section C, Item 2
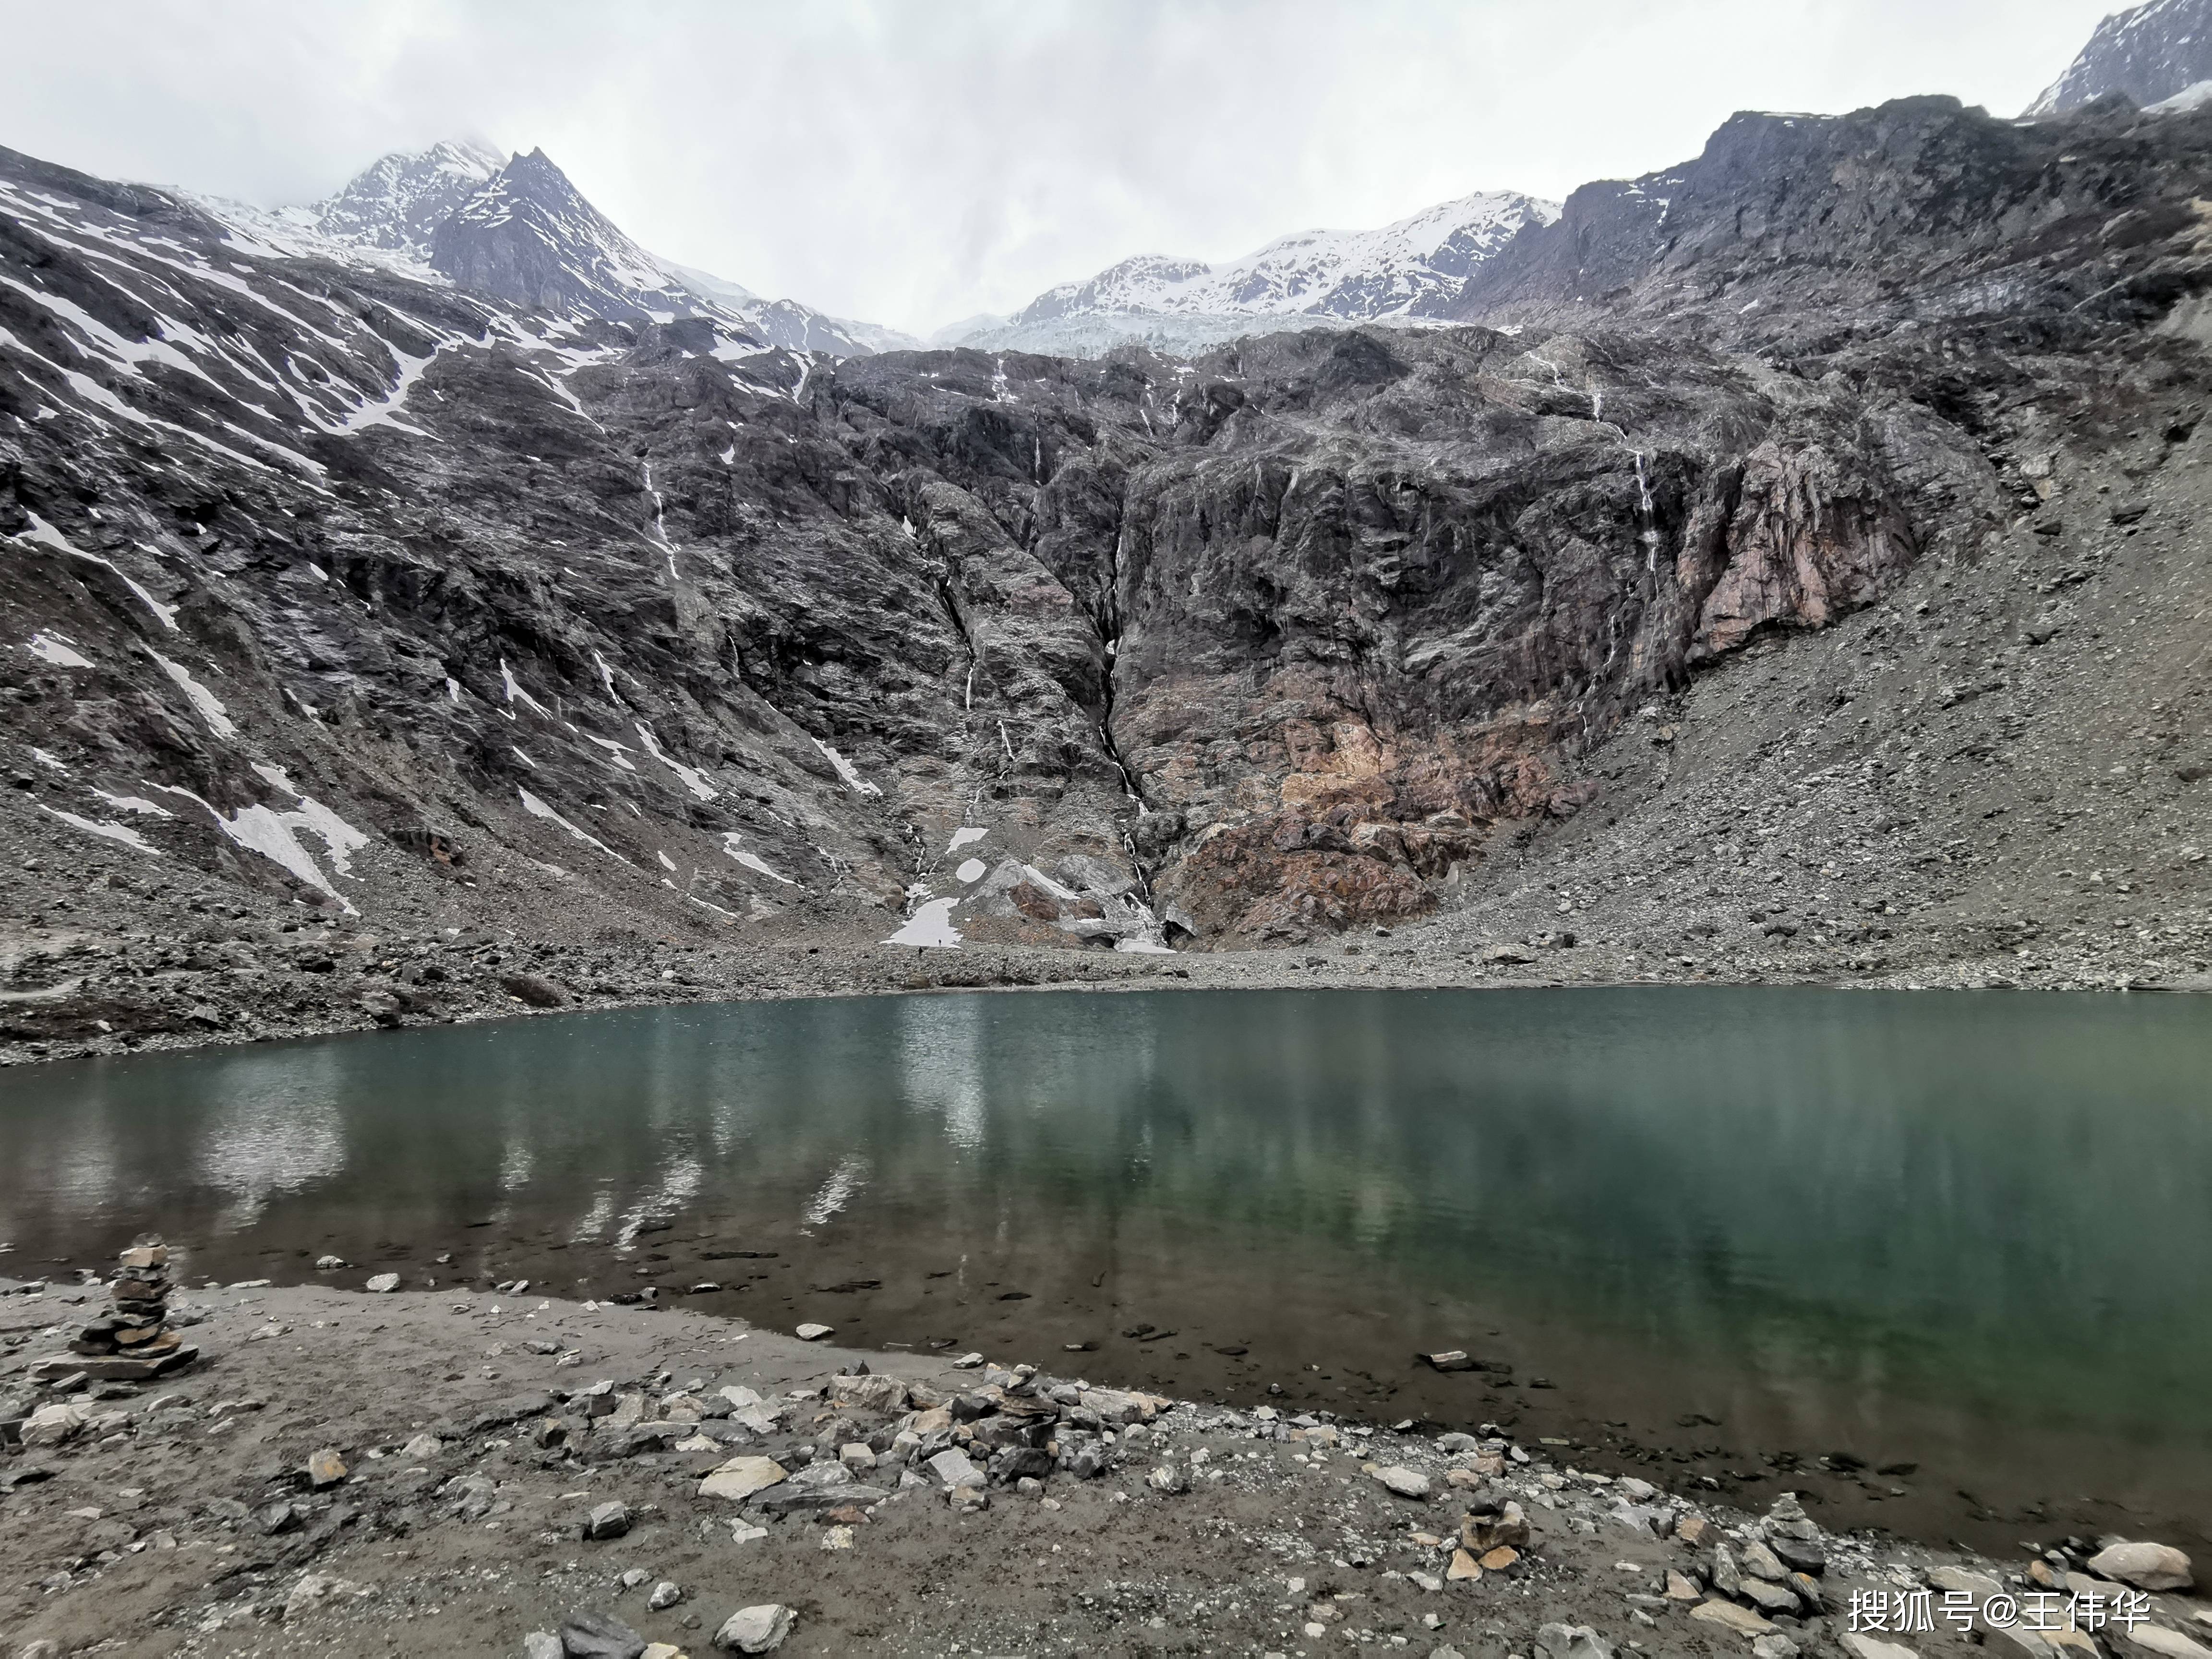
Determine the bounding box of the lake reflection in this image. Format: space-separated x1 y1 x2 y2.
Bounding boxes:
2 985 2207 1550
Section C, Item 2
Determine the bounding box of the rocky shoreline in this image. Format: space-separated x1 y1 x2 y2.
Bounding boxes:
4 909 2207 1074
3 1276 2204 1659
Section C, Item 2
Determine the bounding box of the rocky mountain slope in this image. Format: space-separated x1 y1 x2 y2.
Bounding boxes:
942 189 1557 357
2027 0 2212 115
8 83 2212 1058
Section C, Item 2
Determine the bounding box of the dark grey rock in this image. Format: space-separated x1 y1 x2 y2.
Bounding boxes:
558 1608 647 1659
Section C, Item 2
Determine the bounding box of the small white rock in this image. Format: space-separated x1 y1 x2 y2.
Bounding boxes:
1372 1465 1432 1500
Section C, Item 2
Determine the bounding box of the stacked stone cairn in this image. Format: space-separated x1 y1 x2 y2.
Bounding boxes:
67 1238 196 1379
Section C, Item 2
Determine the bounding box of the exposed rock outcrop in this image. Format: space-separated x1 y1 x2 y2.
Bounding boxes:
7 87 2212 987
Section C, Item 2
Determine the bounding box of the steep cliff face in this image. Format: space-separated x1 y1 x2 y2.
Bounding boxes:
7 88 2212 1006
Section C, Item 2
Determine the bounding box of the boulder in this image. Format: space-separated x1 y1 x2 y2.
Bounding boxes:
697 1456 788 1502
579 1501 630 1540
1692 1599 1775 1636
826 1372 908 1415
2089 1541 2194 1592
714 1604 795 1653
21 1402 88 1448
926 1447 985 1489
559 1609 648 1659
1371 1465 1432 1499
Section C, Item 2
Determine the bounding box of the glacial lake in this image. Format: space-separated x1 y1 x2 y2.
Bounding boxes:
2 985 2207 1552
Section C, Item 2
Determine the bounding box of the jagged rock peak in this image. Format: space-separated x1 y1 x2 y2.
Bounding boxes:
2026 0 2212 116
312 138 506 257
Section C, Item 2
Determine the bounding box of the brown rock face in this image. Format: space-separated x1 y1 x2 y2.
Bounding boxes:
1690 441 1917 660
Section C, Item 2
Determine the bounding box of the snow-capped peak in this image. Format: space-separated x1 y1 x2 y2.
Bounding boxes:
944 187 1559 358
312 138 505 258
2026 0 2212 116
189 140 919 357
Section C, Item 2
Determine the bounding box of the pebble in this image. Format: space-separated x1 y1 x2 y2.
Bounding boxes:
365 1273 400 1294
305 1447 348 1488
793 1322 833 1341
648 1580 682 1610
714 1602 796 1653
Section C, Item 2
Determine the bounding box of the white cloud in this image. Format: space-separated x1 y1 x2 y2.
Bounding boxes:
0 0 2121 336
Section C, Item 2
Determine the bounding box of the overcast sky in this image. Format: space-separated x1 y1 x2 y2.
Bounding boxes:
1 0 2119 336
